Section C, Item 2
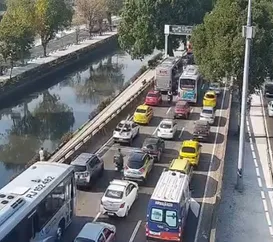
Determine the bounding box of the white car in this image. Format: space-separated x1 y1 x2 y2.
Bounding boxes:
100 179 139 217
209 82 221 95
113 120 139 145
200 106 215 124
157 119 178 139
268 101 273 117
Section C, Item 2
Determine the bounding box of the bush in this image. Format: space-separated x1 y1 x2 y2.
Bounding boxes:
60 131 73 145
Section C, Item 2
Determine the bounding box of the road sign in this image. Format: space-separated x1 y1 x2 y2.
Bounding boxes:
164 25 193 36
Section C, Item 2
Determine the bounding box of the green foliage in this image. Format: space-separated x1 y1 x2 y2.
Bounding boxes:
34 0 73 56
191 0 273 93
118 0 213 60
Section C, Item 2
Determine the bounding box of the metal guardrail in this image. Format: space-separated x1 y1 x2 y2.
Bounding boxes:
48 74 154 164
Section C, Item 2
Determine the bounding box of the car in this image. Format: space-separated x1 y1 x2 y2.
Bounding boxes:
145 90 162 106
168 158 193 179
71 153 104 188
203 91 217 108
200 106 216 125
100 179 138 217
174 100 191 119
157 119 178 139
113 120 139 145
124 150 154 182
193 120 210 141
209 82 222 95
268 101 273 117
74 222 116 242
133 104 153 124
141 136 165 162
179 140 202 166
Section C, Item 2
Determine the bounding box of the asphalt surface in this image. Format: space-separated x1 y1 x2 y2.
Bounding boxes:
62 90 231 242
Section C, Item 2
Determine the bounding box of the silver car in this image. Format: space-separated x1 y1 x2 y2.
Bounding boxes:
200 106 215 125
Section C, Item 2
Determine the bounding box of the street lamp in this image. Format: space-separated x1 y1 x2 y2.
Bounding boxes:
236 0 255 191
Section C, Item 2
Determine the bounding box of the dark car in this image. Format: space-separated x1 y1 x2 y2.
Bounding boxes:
174 100 191 119
193 120 210 142
141 136 165 162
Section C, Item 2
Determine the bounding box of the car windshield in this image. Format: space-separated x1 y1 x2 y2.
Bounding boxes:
182 147 196 153
115 123 131 132
160 123 172 129
136 108 146 113
75 238 95 242
150 208 178 228
105 189 123 199
147 93 158 97
180 79 195 89
206 94 215 99
202 109 213 115
73 165 87 172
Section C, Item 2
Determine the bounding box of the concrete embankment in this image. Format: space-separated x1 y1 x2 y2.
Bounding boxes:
0 33 118 102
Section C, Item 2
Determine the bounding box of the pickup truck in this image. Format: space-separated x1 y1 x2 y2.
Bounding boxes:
193 120 210 142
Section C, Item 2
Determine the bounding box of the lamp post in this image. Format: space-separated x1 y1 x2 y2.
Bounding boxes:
236 0 255 191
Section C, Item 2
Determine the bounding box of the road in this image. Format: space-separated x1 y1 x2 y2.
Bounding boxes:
62 88 231 242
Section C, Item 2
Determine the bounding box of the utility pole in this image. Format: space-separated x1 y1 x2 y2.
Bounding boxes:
236 0 255 191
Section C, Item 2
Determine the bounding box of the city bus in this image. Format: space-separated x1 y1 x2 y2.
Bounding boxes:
0 161 76 242
178 65 203 104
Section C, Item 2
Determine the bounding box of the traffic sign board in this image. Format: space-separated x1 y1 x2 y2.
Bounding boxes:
164 25 193 36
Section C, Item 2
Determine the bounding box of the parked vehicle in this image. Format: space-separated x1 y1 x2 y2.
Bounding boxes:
209 82 221 95
124 150 154 183
168 158 193 179
200 106 215 125
193 120 211 141
179 140 202 166
74 222 116 242
174 100 191 119
71 153 104 188
268 101 273 117
113 120 139 145
142 136 165 162
146 170 191 241
145 90 162 106
203 91 217 108
157 119 178 139
133 104 153 124
100 179 138 217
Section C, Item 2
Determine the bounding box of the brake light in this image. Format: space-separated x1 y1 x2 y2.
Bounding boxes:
145 222 149 235
120 202 125 208
179 226 182 237
83 172 89 177
139 168 145 173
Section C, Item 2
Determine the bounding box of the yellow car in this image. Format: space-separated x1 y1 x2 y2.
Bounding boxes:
133 104 153 124
203 91 217 108
169 158 193 178
179 140 201 166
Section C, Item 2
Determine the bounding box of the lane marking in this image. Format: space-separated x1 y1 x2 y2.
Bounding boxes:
194 82 228 242
153 123 160 135
166 107 172 115
190 108 194 113
179 127 185 139
129 220 142 242
93 212 101 222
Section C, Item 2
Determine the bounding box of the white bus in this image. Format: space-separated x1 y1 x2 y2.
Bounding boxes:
178 65 203 104
0 162 76 242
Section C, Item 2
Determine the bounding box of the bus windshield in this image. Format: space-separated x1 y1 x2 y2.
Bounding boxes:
180 78 195 89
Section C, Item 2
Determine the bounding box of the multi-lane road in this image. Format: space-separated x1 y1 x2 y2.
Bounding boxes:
62 87 231 242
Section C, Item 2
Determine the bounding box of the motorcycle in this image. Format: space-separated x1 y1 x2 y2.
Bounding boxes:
167 94 173 104
113 155 124 172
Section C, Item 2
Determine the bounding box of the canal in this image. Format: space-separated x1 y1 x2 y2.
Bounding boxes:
0 48 158 188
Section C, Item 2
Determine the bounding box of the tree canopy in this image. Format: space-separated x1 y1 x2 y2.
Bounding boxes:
191 0 273 93
118 0 213 59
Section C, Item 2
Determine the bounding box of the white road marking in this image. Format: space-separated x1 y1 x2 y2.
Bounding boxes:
153 124 161 135
93 212 101 222
190 108 194 113
129 220 142 242
166 107 172 115
179 127 185 139
194 83 228 242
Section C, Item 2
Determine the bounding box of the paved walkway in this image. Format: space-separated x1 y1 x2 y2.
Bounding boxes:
215 94 273 242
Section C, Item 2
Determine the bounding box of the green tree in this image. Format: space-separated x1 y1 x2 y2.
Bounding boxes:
34 0 73 57
118 0 212 59
191 0 273 94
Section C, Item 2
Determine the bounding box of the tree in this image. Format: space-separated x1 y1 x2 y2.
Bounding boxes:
34 0 73 57
118 0 213 60
75 0 107 37
105 0 123 31
191 0 273 94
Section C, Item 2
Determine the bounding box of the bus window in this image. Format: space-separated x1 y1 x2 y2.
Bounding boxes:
151 208 163 222
180 79 195 89
165 210 177 227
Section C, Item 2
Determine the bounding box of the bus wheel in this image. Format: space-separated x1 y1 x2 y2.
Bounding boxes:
56 219 65 241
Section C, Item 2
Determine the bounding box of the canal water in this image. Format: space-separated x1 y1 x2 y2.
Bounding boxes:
0 48 158 188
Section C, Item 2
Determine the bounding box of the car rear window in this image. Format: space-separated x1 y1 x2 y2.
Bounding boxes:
206 94 215 99
73 165 87 172
105 189 123 199
182 147 196 153
160 123 172 129
147 93 158 97
136 108 146 113
202 109 213 114
75 238 95 242
115 123 131 132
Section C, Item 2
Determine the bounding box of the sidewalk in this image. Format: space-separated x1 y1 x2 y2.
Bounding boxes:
215 94 273 242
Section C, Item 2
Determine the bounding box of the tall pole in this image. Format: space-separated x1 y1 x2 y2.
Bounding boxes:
236 0 254 191
164 34 169 58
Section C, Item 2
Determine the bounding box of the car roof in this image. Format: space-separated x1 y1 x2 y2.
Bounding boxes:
161 119 173 124
71 153 95 166
169 159 190 171
76 222 104 240
136 104 149 110
119 120 133 125
148 90 160 94
182 140 199 148
205 91 216 95
202 106 214 110
176 100 188 106
143 136 159 144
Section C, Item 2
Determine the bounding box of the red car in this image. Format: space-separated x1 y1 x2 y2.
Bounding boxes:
145 90 162 106
174 100 191 119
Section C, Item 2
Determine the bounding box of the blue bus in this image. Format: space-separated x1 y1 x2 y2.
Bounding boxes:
146 170 190 241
